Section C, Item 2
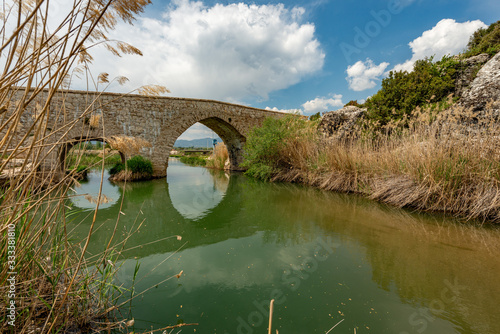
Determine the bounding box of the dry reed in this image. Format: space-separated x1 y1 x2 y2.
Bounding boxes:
0 0 174 332
107 135 152 159
272 101 500 223
206 142 229 170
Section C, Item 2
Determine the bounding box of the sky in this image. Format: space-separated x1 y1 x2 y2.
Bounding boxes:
71 0 499 139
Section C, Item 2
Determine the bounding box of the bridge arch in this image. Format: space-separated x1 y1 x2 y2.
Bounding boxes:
7 89 286 178
58 136 125 171
168 116 247 172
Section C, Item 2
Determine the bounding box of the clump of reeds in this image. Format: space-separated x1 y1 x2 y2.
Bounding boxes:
108 135 152 159
0 0 171 332
206 142 229 170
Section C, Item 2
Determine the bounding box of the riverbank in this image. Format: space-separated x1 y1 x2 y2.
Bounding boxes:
176 142 229 170
242 101 500 224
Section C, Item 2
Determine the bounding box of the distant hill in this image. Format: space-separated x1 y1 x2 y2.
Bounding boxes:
174 137 222 148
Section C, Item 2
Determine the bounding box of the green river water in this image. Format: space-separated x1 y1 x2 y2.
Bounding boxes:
68 158 500 334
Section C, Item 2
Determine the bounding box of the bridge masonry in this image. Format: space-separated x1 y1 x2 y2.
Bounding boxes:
2 89 285 177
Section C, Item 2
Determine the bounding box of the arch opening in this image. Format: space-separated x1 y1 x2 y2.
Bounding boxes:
59 136 125 172
170 117 246 171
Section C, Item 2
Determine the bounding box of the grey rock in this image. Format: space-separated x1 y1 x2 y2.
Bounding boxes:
318 106 365 139
454 53 490 97
460 52 500 112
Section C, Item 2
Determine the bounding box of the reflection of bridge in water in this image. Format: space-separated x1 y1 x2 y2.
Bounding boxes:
69 161 254 258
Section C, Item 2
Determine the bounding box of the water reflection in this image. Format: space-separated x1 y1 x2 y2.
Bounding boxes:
67 161 500 334
167 158 229 220
68 169 120 210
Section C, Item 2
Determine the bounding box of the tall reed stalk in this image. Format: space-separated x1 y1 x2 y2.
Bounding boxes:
0 1 172 332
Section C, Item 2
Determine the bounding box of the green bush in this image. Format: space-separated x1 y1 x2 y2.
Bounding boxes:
309 112 321 121
127 155 153 175
464 20 500 57
242 115 312 180
109 155 153 176
365 56 458 125
109 162 125 175
76 165 88 173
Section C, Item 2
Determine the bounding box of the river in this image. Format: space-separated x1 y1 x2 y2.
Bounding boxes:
68 158 500 334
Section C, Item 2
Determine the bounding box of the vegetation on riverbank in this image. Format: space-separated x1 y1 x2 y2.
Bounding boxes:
179 155 208 166
243 102 500 223
176 143 229 169
109 155 154 181
66 149 122 170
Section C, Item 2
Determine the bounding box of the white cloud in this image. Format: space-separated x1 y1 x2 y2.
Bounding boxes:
392 19 487 72
265 94 343 115
346 59 389 91
302 95 343 113
265 107 302 114
177 123 217 140
81 0 324 103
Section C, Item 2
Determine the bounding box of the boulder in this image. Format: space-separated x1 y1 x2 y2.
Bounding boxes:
454 53 490 97
460 52 500 113
318 106 365 139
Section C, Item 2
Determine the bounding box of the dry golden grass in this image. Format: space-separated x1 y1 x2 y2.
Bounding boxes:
0 0 175 332
107 135 152 159
273 101 500 223
206 142 229 170
89 113 101 129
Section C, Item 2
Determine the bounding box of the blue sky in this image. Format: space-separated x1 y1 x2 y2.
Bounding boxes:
80 0 499 139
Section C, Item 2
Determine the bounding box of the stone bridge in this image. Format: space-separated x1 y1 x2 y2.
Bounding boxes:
5 89 285 177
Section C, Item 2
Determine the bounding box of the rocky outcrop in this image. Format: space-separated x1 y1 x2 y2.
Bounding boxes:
318 106 365 139
460 52 500 113
454 53 490 97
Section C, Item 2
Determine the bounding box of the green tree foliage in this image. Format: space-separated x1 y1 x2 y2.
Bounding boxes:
365 56 458 125
242 115 312 180
363 20 500 126
465 20 500 57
